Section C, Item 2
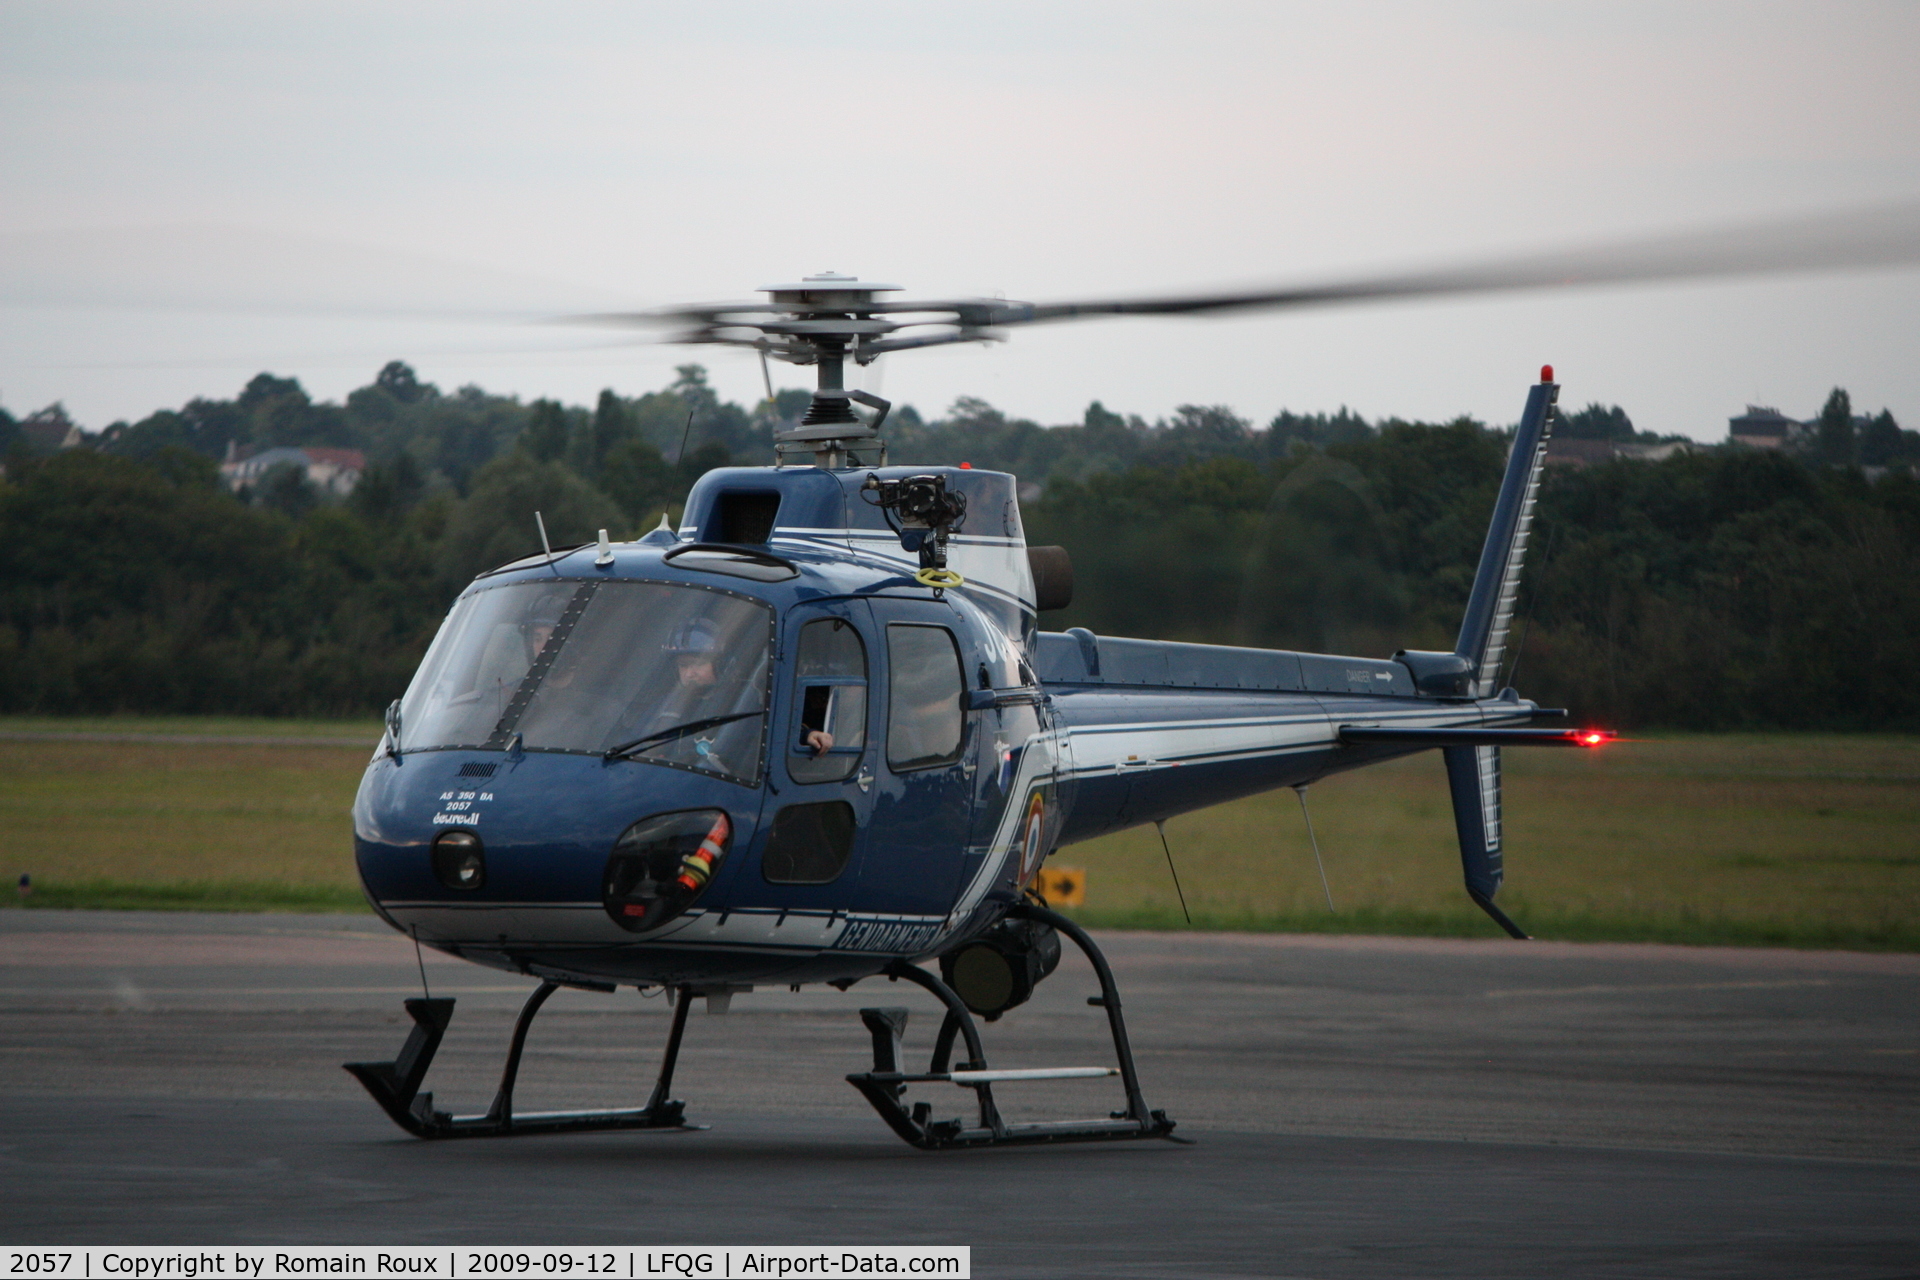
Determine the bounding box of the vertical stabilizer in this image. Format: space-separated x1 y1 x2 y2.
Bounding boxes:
1455 371 1559 696
1443 370 1558 940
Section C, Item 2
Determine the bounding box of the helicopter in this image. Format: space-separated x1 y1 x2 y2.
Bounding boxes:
343 277 1605 1149
343 208 1920 1149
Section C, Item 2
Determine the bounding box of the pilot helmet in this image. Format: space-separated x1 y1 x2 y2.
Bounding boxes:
665 617 720 656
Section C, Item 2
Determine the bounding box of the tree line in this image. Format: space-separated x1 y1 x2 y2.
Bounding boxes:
1 363 1915 728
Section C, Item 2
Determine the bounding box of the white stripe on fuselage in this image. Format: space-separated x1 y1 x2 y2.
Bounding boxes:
934 725 1061 947
1057 703 1499 773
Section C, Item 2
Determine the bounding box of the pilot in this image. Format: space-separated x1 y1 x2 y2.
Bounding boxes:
671 621 720 690
657 617 737 772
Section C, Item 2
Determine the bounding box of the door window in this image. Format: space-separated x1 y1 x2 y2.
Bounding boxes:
886 624 965 772
789 618 868 784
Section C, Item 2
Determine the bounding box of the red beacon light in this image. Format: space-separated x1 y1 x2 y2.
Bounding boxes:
1577 730 1610 747
1540 364 1554 383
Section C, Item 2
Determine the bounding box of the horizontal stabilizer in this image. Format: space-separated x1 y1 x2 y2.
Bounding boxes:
1341 726 1612 749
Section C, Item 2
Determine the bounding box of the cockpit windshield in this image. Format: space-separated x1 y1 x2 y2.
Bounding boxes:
396 580 772 783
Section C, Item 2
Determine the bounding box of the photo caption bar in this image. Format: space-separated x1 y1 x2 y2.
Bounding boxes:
1 1251 968 1280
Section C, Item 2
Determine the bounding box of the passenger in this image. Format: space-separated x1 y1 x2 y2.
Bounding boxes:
799 700 835 757
468 594 568 715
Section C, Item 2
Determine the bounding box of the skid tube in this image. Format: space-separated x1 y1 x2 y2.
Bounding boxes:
846 903 1178 1149
344 980 698 1139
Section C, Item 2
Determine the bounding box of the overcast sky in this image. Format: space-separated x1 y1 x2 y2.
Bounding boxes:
3 1 1917 440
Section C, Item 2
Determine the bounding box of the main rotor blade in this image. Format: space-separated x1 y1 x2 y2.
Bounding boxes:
986 200 1920 327
560 201 1920 341
21 203 1914 348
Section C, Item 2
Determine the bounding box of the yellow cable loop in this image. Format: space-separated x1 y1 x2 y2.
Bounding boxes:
915 567 965 589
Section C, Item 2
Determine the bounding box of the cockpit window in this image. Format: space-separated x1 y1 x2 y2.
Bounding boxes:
398 581 578 752
397 580 772 783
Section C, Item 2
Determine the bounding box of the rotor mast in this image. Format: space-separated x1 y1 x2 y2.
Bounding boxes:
759 272 898 469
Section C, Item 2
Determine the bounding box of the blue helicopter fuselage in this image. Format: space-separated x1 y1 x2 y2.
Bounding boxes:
353 463 1536 991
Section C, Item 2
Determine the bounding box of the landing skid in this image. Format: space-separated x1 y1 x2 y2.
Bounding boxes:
344 980 698 1139
346 906 1174 1148
845 904 1178 1148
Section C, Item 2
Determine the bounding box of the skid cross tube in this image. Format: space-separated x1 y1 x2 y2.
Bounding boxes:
845 917 1176 1149
483 979 558 1126
344 982 696 1139
644 983 695 1115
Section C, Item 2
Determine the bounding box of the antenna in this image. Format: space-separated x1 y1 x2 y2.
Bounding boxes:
1154 820 1192 926
411 925 431 999
534 510 557 572
1293 785 1335 912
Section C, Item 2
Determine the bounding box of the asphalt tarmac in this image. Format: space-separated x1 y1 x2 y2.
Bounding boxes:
3 910 1917 1278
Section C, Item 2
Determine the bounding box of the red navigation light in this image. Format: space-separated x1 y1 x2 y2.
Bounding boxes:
1578 730 1607 747
1541 364 1554 383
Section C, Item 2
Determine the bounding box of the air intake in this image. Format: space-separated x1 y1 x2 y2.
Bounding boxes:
458 762 498 778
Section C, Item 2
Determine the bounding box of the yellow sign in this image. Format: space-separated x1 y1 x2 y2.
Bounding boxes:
1035 865 1086 908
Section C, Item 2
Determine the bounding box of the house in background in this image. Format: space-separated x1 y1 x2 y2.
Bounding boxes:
1728 407 1800 450
219 443 366 496
1544 438 1623 469
15 405 85 454
0 405 86 478
1616 440 1693 462
1544 437 1694 469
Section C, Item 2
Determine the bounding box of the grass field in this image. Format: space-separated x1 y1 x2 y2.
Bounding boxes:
1 718 1915 948
1061 734 1920 949
0 717 377 910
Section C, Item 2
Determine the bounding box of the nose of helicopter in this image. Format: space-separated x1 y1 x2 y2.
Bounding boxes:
352 748 760 944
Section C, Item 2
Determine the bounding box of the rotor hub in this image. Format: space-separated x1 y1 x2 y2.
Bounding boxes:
644 272 1018 468
758 271 901 313
755 274 900 467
